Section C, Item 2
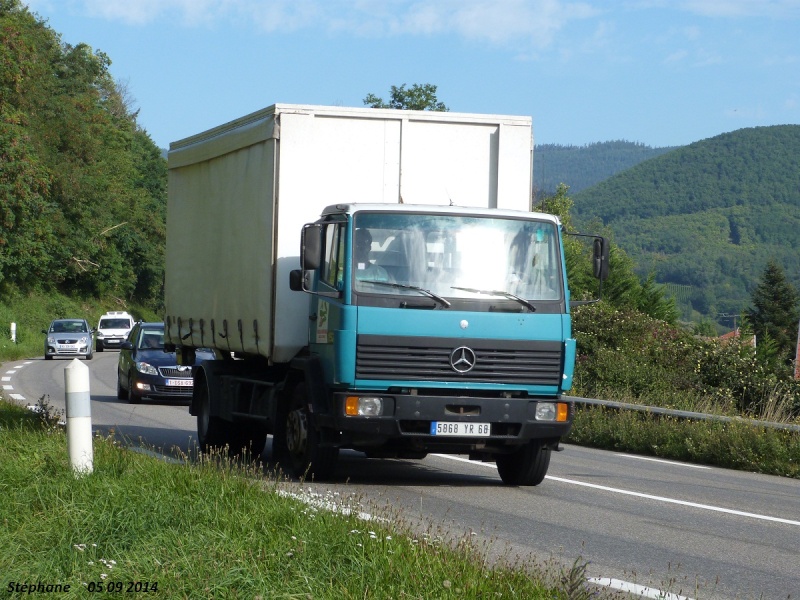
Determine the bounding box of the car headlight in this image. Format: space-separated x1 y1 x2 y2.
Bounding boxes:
80 336 89 344
97 332 105 338
47 336 55 344
135 361 159 376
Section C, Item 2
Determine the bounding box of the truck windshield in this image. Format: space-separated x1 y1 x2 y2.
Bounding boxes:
353 213 563 301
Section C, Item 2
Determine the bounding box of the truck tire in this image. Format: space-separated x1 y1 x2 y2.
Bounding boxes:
495 443 551 486
285 383 338 481
196 376 227 452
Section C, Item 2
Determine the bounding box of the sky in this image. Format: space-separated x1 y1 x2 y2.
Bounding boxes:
21 0 800 151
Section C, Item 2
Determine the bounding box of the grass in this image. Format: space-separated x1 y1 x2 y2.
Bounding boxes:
0 287 160 362
567 405 800 478
0 397 620 600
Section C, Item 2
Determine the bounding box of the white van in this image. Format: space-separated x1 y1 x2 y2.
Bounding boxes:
95 311 135 351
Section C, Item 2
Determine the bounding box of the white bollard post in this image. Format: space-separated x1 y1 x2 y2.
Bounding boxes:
65 359 93 475
10 322 16 343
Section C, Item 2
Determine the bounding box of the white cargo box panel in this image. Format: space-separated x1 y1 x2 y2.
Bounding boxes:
165 104 533 363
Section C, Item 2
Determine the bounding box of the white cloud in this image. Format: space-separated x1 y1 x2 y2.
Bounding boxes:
34 0 601 49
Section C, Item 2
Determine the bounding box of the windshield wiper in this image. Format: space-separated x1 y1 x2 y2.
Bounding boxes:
359 280 451 308
450 286 536 312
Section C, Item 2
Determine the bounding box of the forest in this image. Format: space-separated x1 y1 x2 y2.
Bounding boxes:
533 140 676 196
0 0 166 307
570 125 800 325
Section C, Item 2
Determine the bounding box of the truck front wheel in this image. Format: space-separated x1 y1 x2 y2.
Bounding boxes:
285 383 338 481
495 443 551 486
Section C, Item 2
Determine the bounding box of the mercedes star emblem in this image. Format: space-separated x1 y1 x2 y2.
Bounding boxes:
450 346 476 373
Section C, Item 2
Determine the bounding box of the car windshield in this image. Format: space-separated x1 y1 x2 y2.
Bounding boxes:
100 318 130 329
137 328 165 350
352 212 563 301
51 320 88 333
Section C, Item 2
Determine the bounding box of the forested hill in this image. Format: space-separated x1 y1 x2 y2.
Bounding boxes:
533 141 677 195
571 125 800 323
0 1 166 308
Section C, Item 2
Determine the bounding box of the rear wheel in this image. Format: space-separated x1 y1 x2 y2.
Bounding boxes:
284 383 338 481
196 377 227 452
495 443 551 486
44 354 52 361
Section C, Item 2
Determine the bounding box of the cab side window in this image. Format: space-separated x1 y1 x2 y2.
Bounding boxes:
320 222 345 291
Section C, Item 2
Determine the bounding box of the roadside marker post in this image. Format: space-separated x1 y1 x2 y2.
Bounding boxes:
65 359 93 475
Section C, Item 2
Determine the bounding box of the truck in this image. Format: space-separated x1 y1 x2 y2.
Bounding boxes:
165 103 608 485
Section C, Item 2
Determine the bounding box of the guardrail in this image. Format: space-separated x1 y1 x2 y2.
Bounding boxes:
567 396 800 434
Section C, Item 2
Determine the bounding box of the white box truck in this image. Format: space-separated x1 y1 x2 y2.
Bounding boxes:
165 104 607 484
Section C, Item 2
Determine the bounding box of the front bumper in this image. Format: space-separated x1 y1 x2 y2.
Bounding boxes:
329 392 572 452
45 343 92 358
131 373 193 400
97 336 125 349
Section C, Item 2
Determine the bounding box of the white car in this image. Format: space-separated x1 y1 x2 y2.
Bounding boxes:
95 311 135 352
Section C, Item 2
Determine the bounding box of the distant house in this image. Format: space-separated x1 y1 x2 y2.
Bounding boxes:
719 328 756 348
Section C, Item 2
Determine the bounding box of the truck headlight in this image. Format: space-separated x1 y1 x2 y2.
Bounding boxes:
535 402 569 422
345 396 384 416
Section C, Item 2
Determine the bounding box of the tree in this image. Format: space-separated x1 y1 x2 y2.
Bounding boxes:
538 184 678 323
363 83 449 111
745 259 800 367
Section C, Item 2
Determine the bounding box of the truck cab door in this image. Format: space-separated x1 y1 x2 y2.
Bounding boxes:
307 220 347 381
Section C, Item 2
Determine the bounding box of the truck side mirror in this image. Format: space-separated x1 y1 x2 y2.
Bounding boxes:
301 224 323 270
289 269 305 291
593 237 610 281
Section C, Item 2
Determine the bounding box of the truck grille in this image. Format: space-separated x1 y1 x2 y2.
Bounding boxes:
356 335 563 386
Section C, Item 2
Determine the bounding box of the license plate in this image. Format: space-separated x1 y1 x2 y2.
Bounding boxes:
165 379 193 387
430 421 491 437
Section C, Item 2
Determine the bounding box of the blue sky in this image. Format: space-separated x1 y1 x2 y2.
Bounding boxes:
23 0 800 151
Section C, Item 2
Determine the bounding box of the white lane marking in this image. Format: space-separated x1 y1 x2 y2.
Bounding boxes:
546 475 800 527
9 394 25 401
1 377 10 382
3 384 12 390
617 453 710 469
433 454 800 527
4 370 17 375
588 578 693 600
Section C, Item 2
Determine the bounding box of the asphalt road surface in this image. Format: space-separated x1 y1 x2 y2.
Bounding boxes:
3 353 799 600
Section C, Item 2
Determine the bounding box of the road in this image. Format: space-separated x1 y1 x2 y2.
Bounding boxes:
3 352 799 600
